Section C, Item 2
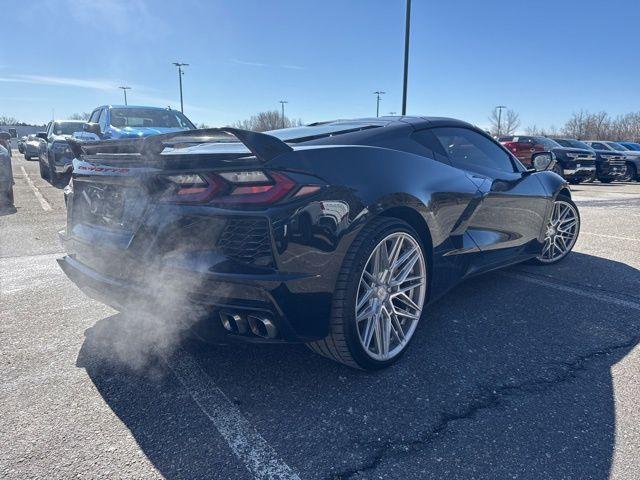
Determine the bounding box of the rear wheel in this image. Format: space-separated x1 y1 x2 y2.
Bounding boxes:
531 194 580 265
307 218 428 370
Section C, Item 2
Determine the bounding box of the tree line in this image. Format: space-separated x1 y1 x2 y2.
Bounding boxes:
524 110 640 141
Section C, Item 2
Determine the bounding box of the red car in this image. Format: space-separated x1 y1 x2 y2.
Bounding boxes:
497 135 558 167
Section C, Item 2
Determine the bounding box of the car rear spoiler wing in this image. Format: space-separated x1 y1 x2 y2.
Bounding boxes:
66 128 293 163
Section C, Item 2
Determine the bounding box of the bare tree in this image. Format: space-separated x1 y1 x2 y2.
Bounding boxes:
233 111 303 132
69 112 91 121
562 111 613 140
488 108 520 136
0 116 19 125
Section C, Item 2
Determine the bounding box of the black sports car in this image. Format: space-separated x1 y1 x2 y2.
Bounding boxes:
58 117 580 370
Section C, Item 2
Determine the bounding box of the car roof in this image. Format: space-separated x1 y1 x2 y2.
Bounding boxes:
95 105 177 111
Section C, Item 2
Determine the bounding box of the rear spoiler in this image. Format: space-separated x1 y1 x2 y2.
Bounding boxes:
67 127 293 163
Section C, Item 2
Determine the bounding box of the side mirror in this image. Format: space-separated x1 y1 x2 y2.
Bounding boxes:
36 132 48 141
83 122 101 136
532 151 556 172
9 128 17 138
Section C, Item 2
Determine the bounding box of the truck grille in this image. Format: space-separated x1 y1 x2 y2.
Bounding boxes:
217 217 274 267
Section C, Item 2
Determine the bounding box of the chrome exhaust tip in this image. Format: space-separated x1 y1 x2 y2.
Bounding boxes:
247 314 278 339
219 311 248 335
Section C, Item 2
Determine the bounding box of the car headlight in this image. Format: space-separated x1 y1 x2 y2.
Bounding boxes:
566 152 579 159
601 154 615 159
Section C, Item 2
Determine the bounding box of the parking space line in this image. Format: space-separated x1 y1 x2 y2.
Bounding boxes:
20 166 52 211
581 231 640 243
166 349 301 480
504 271 640 311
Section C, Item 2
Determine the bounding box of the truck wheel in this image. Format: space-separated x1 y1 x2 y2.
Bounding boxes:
39 160 48 179
48 156 58 184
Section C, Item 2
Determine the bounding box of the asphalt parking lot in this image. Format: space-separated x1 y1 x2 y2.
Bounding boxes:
1 152 639 480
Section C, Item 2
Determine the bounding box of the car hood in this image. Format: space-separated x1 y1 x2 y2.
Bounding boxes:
113 126 189 138
551 147 594 155
50 134 78 142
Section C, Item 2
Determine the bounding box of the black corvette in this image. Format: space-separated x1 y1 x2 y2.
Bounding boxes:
59 117 580 369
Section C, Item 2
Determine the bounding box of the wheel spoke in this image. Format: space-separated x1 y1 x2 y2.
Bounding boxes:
356 231 427 360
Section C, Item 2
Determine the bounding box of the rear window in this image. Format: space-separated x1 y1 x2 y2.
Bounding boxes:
267 124 381 143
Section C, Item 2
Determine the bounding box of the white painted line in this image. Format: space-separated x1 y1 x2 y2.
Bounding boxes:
166 349 301 480
504 271 640 312
20 166 51 211
581 231 640 243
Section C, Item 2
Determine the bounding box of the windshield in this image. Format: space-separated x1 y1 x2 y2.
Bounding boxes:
606 142 628 151
555 139 591 149
109 108 195 129
54 122 84 135
535 137 562 149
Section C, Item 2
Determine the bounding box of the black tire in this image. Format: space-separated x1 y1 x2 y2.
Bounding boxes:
39 159 48 179
568 178 581 185
48 155 58 184
306 217 428 370
24 154 30 161
622 163 637 182
599 177 613 184
530 194 580 266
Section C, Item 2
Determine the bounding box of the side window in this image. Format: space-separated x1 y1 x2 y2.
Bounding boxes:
88 110 100 123
411 129 451 164
98 109 108 131
432 127 515 173
47 122 54 138
591 142 605 150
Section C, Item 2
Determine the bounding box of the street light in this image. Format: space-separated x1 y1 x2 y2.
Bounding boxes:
401 0 411 115
172 62 189 113
373 91 386 117
119 86 131 105
495 105 507 136
279 100 288 128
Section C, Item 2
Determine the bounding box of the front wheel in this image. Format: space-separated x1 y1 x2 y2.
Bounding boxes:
48 156 58 184
531 195 580 265
39 159 48 179
307 218 428 370
621 163 637 182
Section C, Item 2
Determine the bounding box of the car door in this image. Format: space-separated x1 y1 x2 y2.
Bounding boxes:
430 127 550 267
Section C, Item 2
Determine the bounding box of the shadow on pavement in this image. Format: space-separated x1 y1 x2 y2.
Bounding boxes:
76 252 640 479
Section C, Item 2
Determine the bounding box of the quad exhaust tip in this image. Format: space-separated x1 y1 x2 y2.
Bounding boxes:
220 311 278 339
219 311 248 335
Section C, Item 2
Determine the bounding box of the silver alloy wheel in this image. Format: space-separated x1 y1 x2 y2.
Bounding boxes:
536 200 579 263
355 232 427 361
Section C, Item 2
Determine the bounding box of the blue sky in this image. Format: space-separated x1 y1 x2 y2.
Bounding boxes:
1 0 639 130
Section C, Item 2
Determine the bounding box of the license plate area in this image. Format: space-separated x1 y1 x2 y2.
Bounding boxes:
73 181 147 231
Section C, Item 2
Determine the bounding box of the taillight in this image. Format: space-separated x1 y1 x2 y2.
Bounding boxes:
160 170 319 206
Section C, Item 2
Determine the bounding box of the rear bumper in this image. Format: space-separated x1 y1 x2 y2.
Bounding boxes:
57 252 329 343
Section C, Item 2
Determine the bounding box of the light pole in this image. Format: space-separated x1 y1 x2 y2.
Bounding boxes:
373 91 386 117
279 100 288 128
172 62 189 113
401 0 411 115
495 105 506 136
119 86 131 105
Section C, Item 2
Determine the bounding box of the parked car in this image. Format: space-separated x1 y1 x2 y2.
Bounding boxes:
75 105 196 141
17 135 27 154
0 143 14 210
617 141 640 152
0 131 12 158
551 138 626 183
23 134 43 161
59 117 579 370
583 141 640 181
37 120 85 183
498 135 595 184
